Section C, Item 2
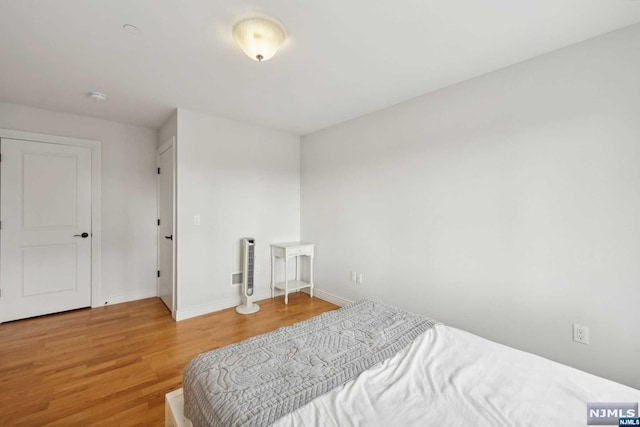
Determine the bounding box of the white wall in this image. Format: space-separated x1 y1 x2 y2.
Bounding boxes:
301 24 640 388
159 110 177 148
174 109 300 319
0 102 158 304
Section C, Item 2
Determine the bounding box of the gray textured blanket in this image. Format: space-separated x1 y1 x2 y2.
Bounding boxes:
183 299 438 427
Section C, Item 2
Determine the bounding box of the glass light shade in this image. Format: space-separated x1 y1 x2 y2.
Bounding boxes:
232 17 286 62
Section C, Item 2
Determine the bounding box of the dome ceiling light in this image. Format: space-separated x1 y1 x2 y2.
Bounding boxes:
232 16 286 62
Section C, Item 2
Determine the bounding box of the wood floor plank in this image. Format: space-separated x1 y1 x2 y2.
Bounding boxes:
0 293 337 426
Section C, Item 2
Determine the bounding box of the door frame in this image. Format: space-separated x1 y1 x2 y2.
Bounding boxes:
0 128 102 312
157 137 176 318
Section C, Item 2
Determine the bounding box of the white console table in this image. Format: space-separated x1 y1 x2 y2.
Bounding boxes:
270 242 315 305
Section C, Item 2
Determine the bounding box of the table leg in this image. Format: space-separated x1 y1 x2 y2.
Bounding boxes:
310 255 314 299
270 253 275 299
295 255 300 293
284 257 289 305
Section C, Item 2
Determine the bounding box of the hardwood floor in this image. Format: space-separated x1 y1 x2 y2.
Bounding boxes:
0 294 337 426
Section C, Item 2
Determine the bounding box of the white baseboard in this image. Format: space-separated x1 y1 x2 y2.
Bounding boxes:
99 288 157 307
303 288 353 307
175 297 237 321
173 287 352 322
175 289 272 321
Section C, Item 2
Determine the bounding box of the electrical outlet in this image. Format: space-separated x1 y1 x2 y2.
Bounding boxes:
573 323 589 344
350 272 357 282
356 273 363 284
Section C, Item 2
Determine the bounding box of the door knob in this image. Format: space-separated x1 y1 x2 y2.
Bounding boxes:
73 232 89 238
165 235 173 240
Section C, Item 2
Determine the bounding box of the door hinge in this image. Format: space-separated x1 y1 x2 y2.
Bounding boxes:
157 219 160 226
157 270 160 278
157 167 160 174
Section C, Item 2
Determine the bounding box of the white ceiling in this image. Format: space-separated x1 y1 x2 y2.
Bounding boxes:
0 1 639 135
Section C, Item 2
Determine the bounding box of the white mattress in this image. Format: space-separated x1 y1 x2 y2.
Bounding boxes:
273 324 640 427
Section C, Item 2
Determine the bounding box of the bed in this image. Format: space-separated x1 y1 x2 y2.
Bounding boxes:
165 299 640 427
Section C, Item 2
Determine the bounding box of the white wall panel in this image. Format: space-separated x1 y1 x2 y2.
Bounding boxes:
301 25 640 388
175 109 300 318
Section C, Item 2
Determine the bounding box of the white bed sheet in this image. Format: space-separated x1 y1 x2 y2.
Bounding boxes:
273 324 640 427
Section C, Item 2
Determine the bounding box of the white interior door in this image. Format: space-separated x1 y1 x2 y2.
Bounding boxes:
0 138 92 322
158 139 175 314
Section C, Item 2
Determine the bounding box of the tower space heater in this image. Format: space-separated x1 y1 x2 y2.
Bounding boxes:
236 238 260 314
